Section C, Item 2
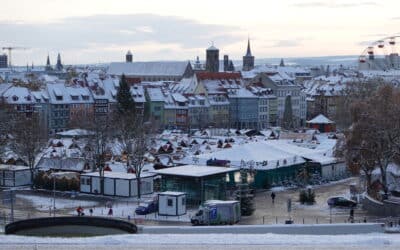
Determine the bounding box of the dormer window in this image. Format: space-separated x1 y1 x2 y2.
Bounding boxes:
26 96 31 101
12 95 18 101
71 95 79 101
56 95 63 101
82 95 89 100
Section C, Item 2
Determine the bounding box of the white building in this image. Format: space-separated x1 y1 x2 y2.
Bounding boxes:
80 172 155 197
0 165 32 187
158 191 187 216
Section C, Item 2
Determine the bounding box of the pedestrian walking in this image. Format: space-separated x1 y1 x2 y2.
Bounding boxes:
108 207 113 216
349 208 354 223
271 192 276 204
89 208 93 216
76 206 83 216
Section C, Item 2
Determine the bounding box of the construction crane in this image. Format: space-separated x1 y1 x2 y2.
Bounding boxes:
2 47 28 69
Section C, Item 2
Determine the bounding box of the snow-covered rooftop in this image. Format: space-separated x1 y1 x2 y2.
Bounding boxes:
152 165 237 177
307 114 334 124
108 61 190 77
81 171 155 179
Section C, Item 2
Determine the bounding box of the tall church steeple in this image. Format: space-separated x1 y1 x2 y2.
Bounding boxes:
55 53 63 71
242 38 255 71
245 38 252 57
45 54 53 72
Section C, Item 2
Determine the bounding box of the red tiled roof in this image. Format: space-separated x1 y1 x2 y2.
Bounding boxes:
196 72 242 81
125 77 141 84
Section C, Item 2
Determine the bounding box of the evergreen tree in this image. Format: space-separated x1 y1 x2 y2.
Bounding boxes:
282 95 294 130
235 168 255 216
116 74 135 114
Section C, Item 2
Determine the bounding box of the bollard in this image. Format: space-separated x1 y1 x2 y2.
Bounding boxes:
316 218 318 224
263 216 265 224
276 217 278 224
302 218 304 224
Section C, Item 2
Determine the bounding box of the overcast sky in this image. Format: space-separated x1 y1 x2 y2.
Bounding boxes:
1 0 400 65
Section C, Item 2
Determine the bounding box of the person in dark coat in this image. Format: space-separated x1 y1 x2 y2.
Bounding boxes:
349 208 354 223
271 192 276 204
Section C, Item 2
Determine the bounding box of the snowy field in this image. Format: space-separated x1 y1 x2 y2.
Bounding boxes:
17 194 99 212
0 233 399 249
15 193 193 222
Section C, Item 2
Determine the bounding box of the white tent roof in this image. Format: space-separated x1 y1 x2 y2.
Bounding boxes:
307 114 334 124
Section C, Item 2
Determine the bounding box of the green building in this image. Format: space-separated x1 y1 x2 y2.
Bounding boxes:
145 87 165 128
152 165 238 206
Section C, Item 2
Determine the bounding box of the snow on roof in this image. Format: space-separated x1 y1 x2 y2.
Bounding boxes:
152 165 236 177
46 83 69 104
194 141 303 169
228 87 257 98
146 87 165 102
307 114 334 124
172 93 187 103
159 191 186 196
130 85 146 103
2 86 34 104
56 129 94 137
0 164 30 171
205 200 238 205
81 171 155 179
108 61 190 76
0 83 12 95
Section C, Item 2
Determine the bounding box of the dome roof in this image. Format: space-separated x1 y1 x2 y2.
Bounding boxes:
207 45 218 51
126 50 132 56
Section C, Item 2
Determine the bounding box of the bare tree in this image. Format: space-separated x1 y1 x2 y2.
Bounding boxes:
131 122 152 199
335 79 379 130
0 100 12 156
10 113 48 187
344 84 400 195
87 114 112 195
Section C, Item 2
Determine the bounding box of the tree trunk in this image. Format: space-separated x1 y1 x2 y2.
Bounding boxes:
137 175 141 199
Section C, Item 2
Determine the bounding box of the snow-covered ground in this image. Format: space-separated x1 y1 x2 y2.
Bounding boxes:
0 233 399 248
17 194 99 212
16 193 193 222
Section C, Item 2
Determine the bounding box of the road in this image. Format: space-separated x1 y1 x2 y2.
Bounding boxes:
241 177 377 225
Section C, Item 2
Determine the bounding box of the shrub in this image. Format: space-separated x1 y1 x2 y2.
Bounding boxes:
299 188 316 205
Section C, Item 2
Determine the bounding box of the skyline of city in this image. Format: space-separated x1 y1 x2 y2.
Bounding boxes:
1 0 400 65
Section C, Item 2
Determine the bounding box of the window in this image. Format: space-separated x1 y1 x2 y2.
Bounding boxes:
167 198 173 207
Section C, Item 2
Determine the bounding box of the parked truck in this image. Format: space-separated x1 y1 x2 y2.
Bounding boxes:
190 200 241 226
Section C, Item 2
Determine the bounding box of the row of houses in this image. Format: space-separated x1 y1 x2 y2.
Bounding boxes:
145 71 307 130
0 68 308 133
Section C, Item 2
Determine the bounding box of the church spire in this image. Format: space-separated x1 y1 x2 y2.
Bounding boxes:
46 54 51 66
245 38 252 57
279 58 285 67
56 53 63 71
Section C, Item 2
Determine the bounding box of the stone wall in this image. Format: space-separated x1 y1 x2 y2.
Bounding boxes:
362 194 400 217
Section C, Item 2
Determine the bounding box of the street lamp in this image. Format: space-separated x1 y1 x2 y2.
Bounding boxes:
49 172 65 217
